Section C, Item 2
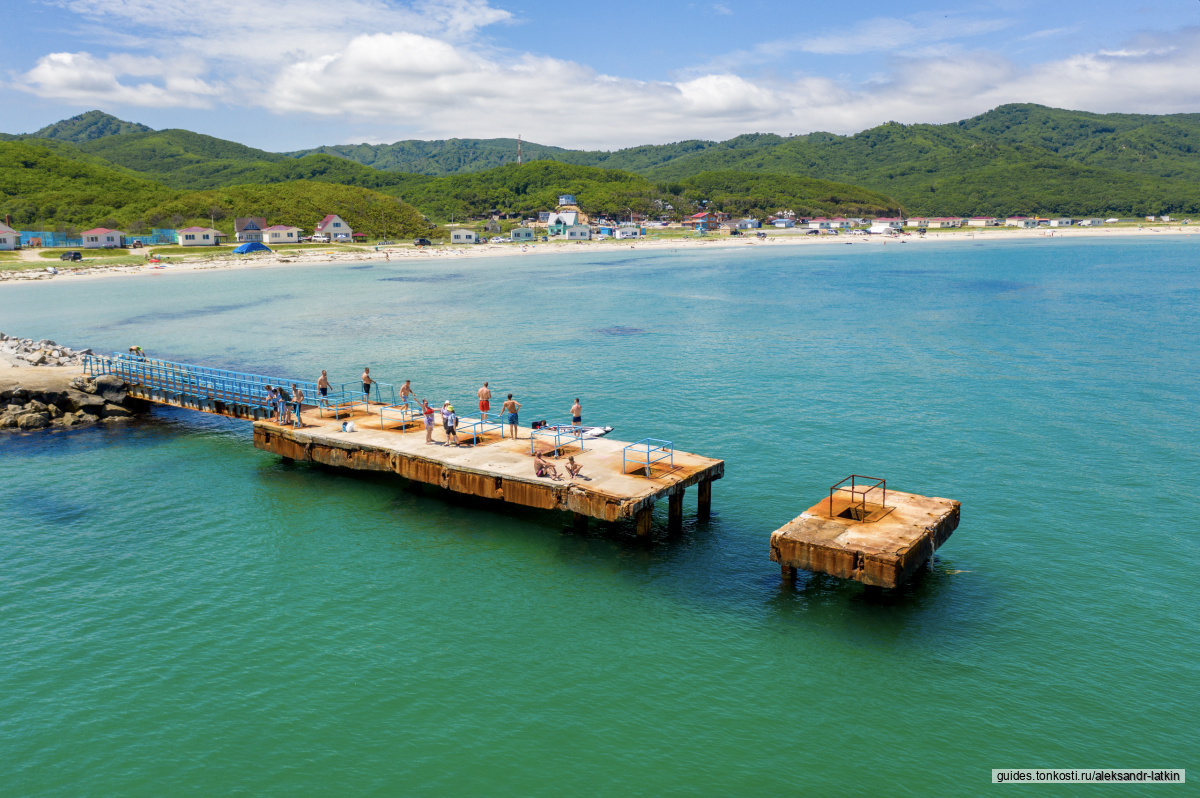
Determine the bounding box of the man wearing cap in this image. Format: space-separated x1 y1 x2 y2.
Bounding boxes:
442 402 459 446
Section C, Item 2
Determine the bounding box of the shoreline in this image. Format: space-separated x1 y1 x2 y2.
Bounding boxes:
2 224 1196 286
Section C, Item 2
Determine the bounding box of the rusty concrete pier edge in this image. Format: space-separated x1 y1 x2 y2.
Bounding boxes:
254 423 723 534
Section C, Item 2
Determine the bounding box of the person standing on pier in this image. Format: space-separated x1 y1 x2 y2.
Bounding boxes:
291 383 305 427
317 371 330 398
399 380 415 405
361 367 373 403
422 399 435 444
570 398 582 429
443 404 459 446
501 394 521 439
478 382 492 421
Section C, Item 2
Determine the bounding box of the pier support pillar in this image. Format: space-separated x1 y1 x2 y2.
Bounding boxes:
668 492 684 536
781 564 797 582
573 512 588 534
636 504 654 540
697 479 712 520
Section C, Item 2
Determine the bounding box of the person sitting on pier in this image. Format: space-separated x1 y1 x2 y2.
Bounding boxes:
534 452 561 480
291 383 305 427
565 456 584 480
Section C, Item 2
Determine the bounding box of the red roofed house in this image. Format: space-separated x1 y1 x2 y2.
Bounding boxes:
263 225 302 245
235 217 266 243
81 228 126 249
315 214 352 242
176 226 223 246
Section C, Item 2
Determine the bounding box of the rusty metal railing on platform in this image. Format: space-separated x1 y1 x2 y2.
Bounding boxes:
829 475 886 520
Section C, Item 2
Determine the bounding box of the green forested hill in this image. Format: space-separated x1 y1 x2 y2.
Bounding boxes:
282 104 1200 215
0 141 429 238
7 104 1200 218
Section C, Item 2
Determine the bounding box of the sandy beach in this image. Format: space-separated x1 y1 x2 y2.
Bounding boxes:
2 224 1196 286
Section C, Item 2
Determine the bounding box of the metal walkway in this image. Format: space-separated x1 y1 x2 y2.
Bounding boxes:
85 353 396 420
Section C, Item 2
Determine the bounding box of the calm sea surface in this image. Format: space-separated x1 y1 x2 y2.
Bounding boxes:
2 238 1197 795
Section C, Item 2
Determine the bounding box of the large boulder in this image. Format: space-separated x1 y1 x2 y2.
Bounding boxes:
17 413 50 430
10 388 28 402
99 403 133 418
47 404 64 419
68 376 93 392
93 374 128 403
64 390 105 413
76 412 99 425
0 414 17 429
24 400 48 413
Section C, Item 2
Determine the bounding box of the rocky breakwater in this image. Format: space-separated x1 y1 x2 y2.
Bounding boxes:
1 374 151 432
0 333 94 367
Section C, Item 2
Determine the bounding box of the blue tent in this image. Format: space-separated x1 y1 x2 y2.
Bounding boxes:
232 242 272 254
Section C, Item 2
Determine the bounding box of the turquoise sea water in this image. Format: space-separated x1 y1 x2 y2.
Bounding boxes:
2 238 1197 795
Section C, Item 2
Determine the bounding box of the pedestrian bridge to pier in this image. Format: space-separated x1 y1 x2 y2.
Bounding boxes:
85 353 724 535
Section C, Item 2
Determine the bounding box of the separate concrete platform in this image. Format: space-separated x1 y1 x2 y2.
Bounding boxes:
245 403 725 527
770 489 960 588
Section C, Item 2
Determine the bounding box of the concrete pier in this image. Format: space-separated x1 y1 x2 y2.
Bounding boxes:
244 407 724 528
770 488 960 588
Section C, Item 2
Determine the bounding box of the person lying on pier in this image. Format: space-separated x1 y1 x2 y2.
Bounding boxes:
565 456 585 480
534 452 561 480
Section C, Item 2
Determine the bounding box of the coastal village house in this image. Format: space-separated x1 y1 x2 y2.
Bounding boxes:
614 225 642 239
685 212 716 231
176 226 222 246
0 221 18 250
511 227 536 242
234 217 266 243
873 218 904 229
263 225 302 244
905 217 929 228
1006 216 1036 228
967 217 1000 227
772 219 795 228
925 218 962 229
450 229 477 244
81 228 126 248
808 218 852 230
315 214 353 241
1049 218 1074 227
735 219 761 229
1077 218 1106 226
564 225 592 241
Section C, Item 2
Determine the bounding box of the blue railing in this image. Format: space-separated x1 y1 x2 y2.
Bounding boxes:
19 229 178 247
84 353 393 418
623 438 673 477
457 415 505 445
379 401 420 432
530 423 583 457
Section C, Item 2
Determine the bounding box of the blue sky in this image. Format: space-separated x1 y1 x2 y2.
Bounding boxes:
3 0 1199 151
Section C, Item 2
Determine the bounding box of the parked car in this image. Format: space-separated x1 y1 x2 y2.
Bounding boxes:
59 251 82 262
312 234 331 243
540 236 548 242
489 236 505 244
413 238 432 246
129 240 143 248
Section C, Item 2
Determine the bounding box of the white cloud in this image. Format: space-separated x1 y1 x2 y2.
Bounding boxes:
10 3 1200 149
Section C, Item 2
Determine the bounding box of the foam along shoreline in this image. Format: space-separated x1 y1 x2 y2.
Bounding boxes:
1 224 1196 286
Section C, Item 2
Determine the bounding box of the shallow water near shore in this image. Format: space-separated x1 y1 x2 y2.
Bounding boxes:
2 237 1198 795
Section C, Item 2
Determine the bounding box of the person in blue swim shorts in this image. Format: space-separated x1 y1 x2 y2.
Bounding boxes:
501 393 521 440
